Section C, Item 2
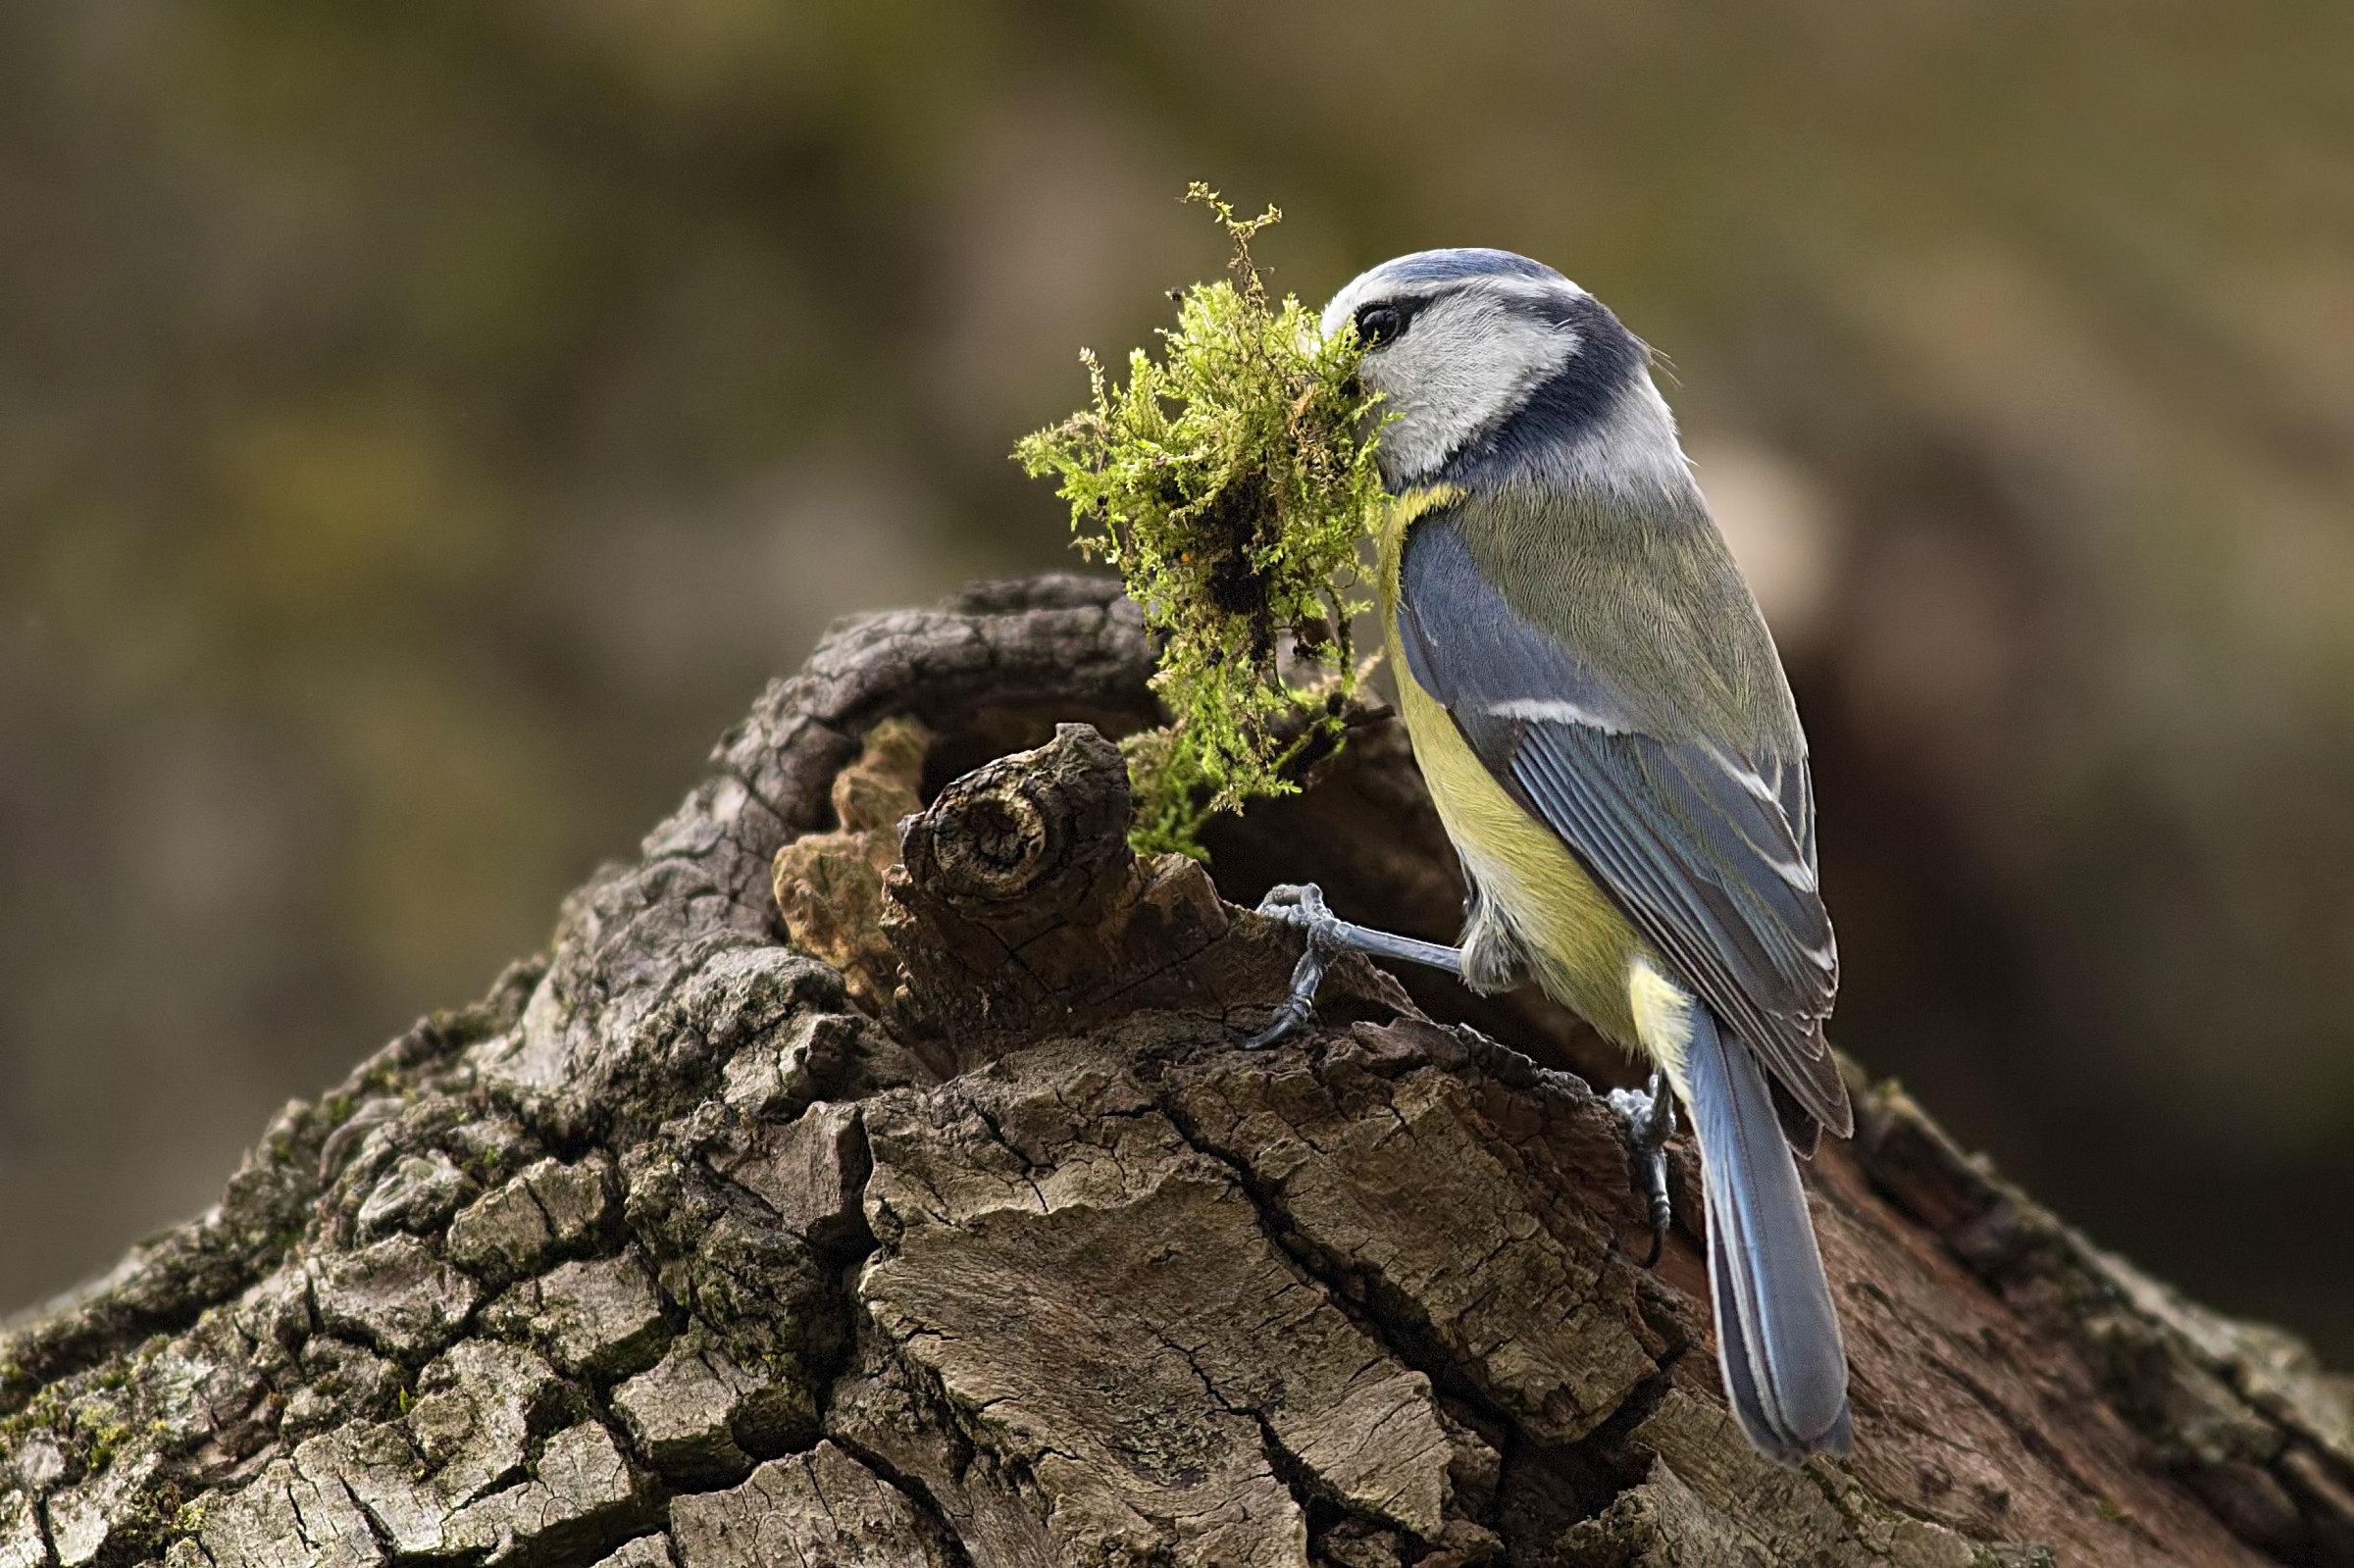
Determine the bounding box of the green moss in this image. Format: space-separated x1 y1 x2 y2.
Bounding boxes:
1017 185 1387 858
1113 728 1217 862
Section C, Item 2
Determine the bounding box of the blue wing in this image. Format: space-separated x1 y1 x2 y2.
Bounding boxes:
1397 513 1849 1139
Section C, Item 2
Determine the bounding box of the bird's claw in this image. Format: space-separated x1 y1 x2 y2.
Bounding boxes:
1607 1072 1677 1267
1254 881 1335 930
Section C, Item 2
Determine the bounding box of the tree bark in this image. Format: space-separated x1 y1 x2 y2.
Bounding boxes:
2 575 2348 1568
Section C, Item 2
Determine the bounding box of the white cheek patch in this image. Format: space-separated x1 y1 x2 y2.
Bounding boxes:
1372 288 1584 478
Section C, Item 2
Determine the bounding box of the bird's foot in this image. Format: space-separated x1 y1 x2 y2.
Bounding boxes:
1242 884 1341 1049
1242 883 1468 1049
1607 1071 1677 1267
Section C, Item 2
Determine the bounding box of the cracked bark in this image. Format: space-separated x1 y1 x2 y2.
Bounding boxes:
1 574 2348 1568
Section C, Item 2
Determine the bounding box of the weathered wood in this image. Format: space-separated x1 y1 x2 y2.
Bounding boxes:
0 576 2345 1568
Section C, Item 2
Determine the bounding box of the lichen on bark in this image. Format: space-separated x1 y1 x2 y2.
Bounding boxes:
0 575 2345 1568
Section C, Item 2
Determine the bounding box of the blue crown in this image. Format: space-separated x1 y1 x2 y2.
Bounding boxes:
1357 248 1565 288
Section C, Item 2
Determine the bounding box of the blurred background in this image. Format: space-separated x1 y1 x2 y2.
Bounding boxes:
3 2 2350 1356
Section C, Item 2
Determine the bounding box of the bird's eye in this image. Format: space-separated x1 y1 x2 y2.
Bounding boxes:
1354 304 1404 347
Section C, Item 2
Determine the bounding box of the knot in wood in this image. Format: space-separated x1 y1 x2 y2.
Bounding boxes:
897 724 1131 915
928 784 1052 900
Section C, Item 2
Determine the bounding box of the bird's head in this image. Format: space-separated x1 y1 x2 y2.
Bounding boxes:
1321 248 1682 495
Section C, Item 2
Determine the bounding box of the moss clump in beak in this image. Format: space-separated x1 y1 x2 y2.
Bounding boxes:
1016 185 1387 859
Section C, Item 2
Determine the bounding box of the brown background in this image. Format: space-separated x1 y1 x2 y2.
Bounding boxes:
2 2 2349 1360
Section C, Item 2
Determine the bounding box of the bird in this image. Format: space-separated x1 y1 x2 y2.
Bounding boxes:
1247 247 1853 1463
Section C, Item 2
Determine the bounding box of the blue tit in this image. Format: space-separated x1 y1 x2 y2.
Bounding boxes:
1250 248 1852 1463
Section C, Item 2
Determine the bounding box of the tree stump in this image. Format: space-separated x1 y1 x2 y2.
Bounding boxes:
1 576 2348 1568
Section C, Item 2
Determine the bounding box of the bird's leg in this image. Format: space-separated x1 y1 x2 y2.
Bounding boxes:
1606 1072 1678 1267
1242 883 1465 1049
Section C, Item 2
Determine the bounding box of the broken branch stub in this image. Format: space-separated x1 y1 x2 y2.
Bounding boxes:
894 722 1136 938
882 721 1403 1067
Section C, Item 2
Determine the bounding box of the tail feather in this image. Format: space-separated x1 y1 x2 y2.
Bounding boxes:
1683 1002 1852 1461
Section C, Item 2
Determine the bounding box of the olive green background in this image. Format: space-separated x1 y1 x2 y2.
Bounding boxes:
4 3 2350 1357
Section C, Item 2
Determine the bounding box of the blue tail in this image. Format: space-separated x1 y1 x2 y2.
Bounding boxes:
1682 1002 1852 1462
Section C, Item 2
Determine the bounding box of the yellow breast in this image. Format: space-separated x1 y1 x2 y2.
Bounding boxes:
1378 489 1665 1061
